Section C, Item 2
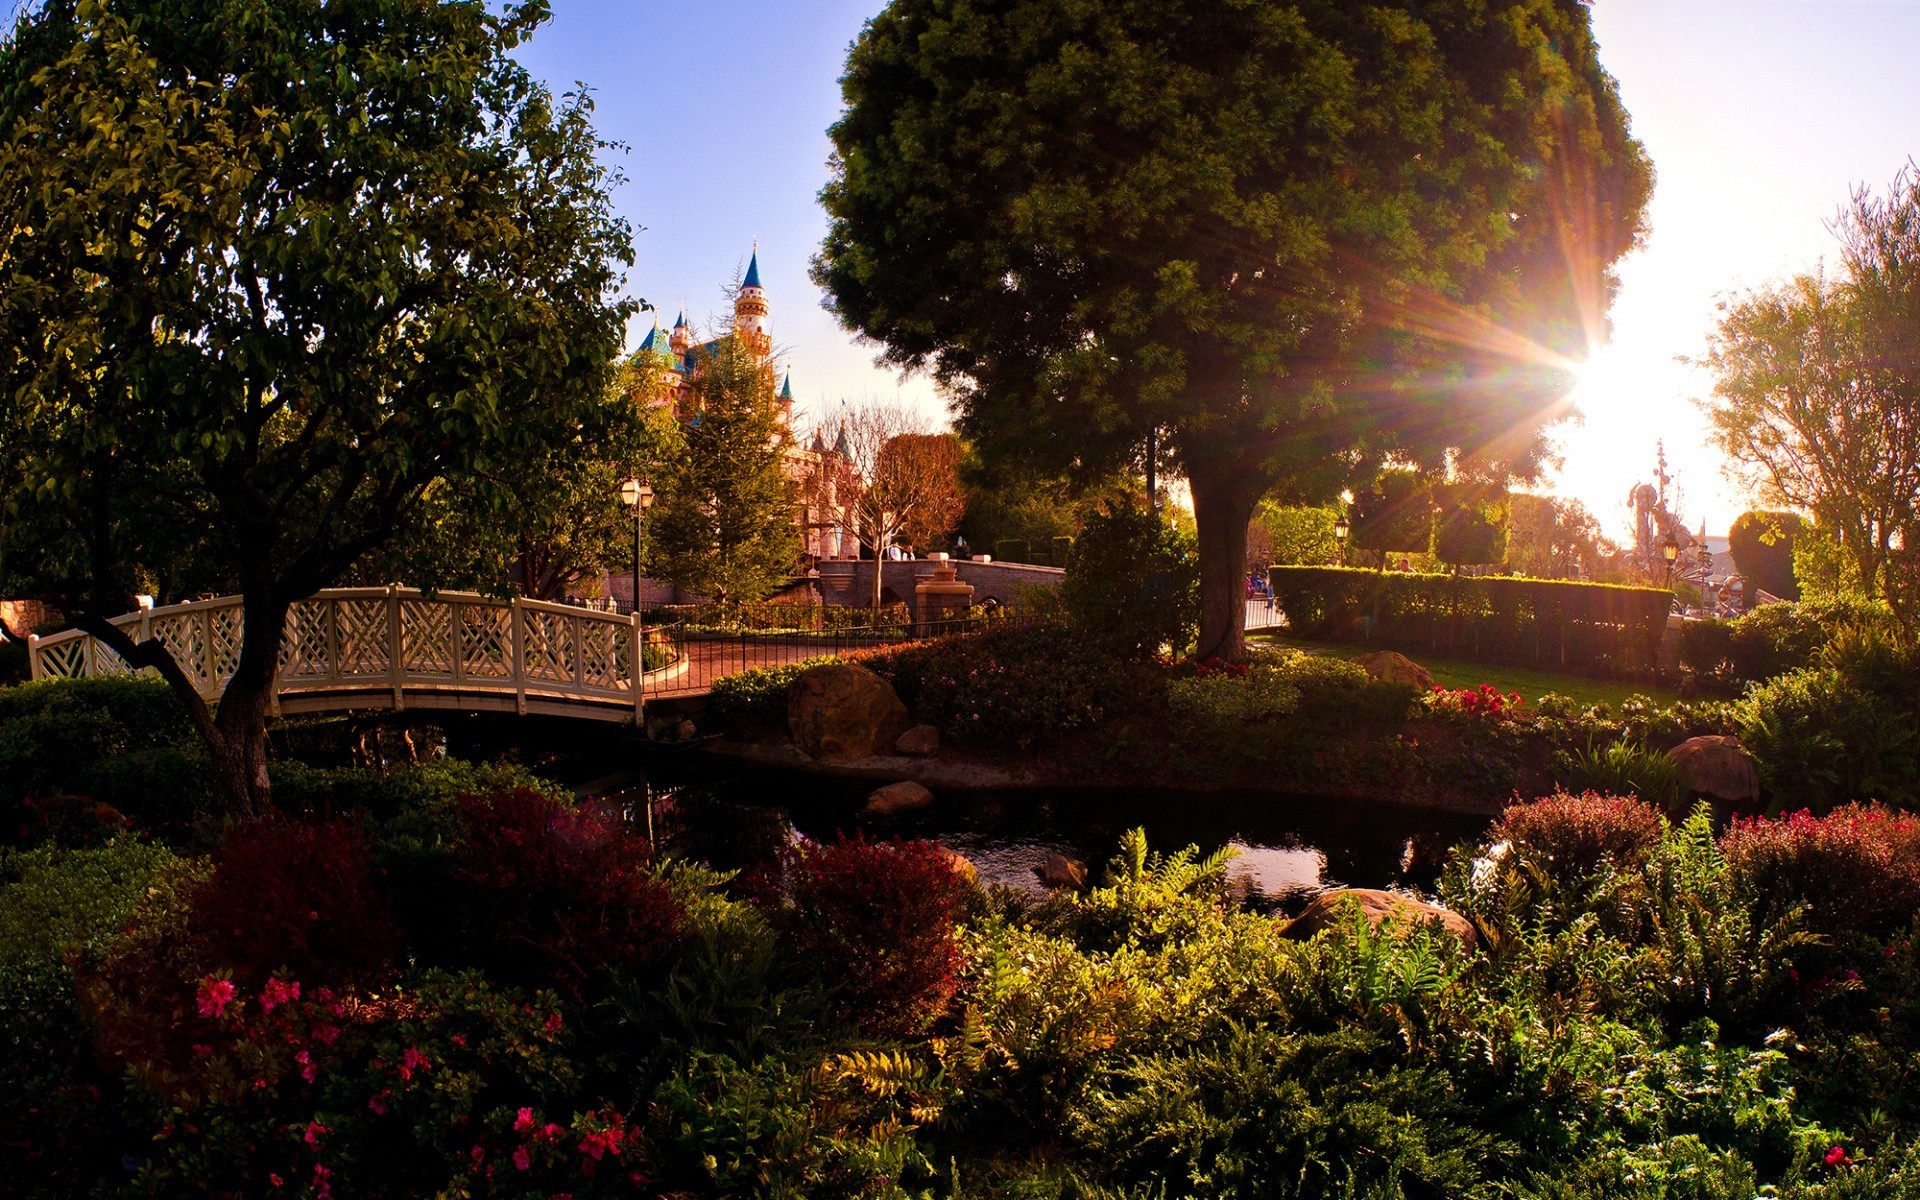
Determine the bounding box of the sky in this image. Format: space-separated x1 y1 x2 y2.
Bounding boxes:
513 0 1920 541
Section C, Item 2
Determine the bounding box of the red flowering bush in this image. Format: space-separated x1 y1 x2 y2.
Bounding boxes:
753 836 975 1036
1491 792 1666 878
415 788 686 994
191 819 402 993
1721 803 1920 936
1428 683 1524 718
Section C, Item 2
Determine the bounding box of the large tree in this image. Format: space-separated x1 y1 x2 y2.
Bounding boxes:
0 0 634 816
815 0 1651 658
649 335 799 604
1701 167 1920 609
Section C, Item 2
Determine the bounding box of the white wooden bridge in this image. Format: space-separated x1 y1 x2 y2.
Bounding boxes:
26 588 1291 723
27 588 684 723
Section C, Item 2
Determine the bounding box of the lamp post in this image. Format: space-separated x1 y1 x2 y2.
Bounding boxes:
1333 515 1351 567
619 479 655 700
1661 533 1680 588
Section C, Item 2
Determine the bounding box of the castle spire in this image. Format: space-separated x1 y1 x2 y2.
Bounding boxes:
734 244 771 356
743 246 762 291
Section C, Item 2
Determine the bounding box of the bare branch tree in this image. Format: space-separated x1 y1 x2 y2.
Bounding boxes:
835 399 964 611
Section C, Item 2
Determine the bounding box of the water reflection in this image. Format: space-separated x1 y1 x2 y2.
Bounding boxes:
593 761 1490 914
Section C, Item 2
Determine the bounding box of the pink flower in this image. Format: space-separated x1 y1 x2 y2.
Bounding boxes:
469 1144 485 1168
367 1089 391 1116
451 1034 468 1047
539 1123 565 1145
515 1107 537 1133
260 978 300 1012
513 1147 532 1172
311 1023 341 1046
269 1174 284 1188
295 1050 317 1082
195 977 237 1019
1827 1145 1849 1167
191 1043 213 1057
399 1046 429 1081
543 1012 564 1034
303 1121 328 1146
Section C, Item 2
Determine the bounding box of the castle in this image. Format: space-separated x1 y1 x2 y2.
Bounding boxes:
633 249 854 562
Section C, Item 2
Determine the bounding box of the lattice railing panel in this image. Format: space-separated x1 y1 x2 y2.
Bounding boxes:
335 599 390 677
281 601 334 678
459 606 512 678
152 613 210 692
209 606 243 685
578 621 626 691
401 601 454 677
522 611 574 684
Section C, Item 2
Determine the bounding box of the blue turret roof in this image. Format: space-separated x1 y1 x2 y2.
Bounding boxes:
673 309 687 329
780 371 793 401
742 249 762 290
637 321 675 363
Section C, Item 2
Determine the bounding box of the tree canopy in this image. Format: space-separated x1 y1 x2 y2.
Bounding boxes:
0 0 634 814
816 0 1651 658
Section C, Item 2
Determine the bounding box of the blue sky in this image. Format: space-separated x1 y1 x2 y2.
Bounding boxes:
515 0 1920 538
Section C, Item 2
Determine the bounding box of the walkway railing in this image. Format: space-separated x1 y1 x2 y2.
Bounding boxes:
26 588 1291 723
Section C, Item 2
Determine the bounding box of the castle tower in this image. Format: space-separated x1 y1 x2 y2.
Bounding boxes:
735 247 772 357
778 370 795 429
669 308 690 354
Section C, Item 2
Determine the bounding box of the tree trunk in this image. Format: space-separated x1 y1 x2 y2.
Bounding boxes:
207 594 288 818
1189 464 1262 662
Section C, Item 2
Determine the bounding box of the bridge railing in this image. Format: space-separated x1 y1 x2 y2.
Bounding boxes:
29 587 651 718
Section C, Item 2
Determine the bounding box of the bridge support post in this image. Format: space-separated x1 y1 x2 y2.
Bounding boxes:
511 595 527 716
387 585 405 711
631 611 645 728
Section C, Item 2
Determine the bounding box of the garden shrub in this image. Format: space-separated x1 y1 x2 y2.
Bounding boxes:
1166 648 1416 734
871 621 1149 748
0 839 177 1194
706 654 839 729
1572 737 1685 809
1060 501 1200 657
0 676 206 841
1680 599 1881 689
190 818 402 993
405 788 685 995
754 836 974 1037
1738 629 1920 811
1721 804 1920 938
270 757 561 823
1491 792 1666 878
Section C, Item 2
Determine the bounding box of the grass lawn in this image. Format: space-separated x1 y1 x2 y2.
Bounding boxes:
1249 631 1679 710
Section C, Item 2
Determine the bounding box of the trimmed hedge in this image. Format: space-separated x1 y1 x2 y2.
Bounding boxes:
1269 566 1669 677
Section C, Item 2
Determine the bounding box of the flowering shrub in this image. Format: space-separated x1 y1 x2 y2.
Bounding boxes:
753 836 974 1036
1428 683 1524 718
1491 792 1666 878
1721 803 1920 936
410 788 686 994
870 622 1148 748
190 819 402 993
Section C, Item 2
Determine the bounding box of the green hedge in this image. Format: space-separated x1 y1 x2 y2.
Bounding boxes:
1269 566 1670 677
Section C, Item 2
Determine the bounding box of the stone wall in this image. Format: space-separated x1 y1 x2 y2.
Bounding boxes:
812 559 1063 610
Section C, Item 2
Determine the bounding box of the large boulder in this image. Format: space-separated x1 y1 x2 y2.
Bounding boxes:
1670 735 1761 804
788 662 913 763
864 780 935 817
895 724 941 756
1034 853 1089 890
1352 651 1435 691
1282 887 1477 952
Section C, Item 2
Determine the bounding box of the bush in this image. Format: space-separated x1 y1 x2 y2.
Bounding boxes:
1167 648 1415 732
1737 627 1920 811
0 839 177 1194
872 621 1149 748
1570 737 1685 809
1491 792 1666 878
1060 501 1200 657
1721 804 1920 937
754 836 973 1036
1680 600 1878 688
190 819 402 993
707 654 840 729
270 757 562 823
0 677 205 841
404 788 685 996
1269 566 1669 677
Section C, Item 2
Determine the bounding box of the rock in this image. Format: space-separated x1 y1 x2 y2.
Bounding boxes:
672 718 698 742
895 724 941 756
864 780 935 817
933 845 978 885
1282 887 1477 952
1352 651 1435 691
788 663 912 763
1669 735 1761 804
1034 853 1089 890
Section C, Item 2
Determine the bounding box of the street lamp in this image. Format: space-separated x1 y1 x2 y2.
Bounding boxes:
619 478 654 615
1661 533 1680 586
1333 515 1351 567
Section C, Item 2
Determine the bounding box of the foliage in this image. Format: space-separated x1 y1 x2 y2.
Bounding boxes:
1490 792 1667 879
1350 467 1435 560
1270 566 1671 677
1060 501 1200 657
1506 493 1624 582
868 622 1151 749
1722 804 1920 939
1166 647 1411 732
706 654 842 728
1679 598 1879 688
402 788 685 997
815 0 1652 660
650 333 801 603
1699 167 1920 635
1431 481 1512 567
1572 737 1685 809
1254 502 1340 567
754 836 974 1037
0 676 205 843
1731 511 1806 601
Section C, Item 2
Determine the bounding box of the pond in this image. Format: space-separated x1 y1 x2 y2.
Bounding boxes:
573 752 1492 914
